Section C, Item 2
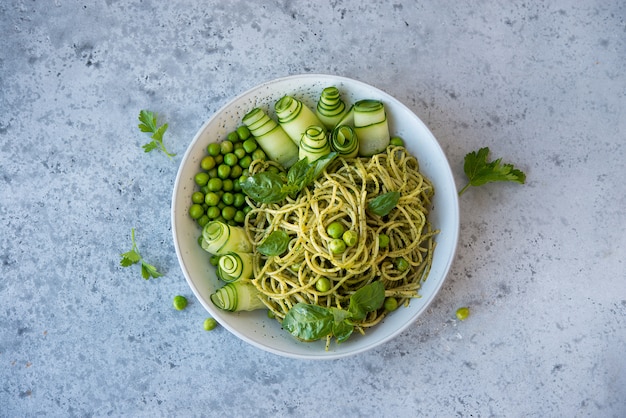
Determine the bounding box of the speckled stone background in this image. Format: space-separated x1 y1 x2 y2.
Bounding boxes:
1 0 625 416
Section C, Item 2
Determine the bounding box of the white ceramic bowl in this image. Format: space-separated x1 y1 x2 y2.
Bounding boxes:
172 74 459 360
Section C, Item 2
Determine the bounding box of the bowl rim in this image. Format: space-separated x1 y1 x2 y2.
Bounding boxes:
171 73 460 360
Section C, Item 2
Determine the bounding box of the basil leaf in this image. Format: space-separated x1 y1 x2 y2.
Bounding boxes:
310 152 337 180
241 172 288 203
333 320 354 343
282 303 334 342
257 230 290 257
348 281 386 321
367 191 400 217
287 157 314 187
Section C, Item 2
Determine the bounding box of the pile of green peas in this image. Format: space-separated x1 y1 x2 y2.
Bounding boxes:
188 125 267 227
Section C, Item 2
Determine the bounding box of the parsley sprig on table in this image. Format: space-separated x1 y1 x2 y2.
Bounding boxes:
138 110 176 159
459 147 526 196
120 228 163 279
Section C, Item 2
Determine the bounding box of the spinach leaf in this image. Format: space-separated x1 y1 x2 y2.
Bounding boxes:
240 172 288 203
282 303 334 342
257 230 290 257
367 191 400 217
348 281 386 321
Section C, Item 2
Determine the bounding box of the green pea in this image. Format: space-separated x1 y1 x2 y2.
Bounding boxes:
232 179 242 192
197 215 210 227
395 257 409 272
234 147 246 159
203 317 218 331
191 191 205 204
222 192 234 206
342 230 358 247
217 201 226 210
329 238 346 254
456 307 470 321
378 233 390 248
236 125 251 140
204 192 220 206
213 154 223 165
239 155 252 169
207 143 221 156
209 255 220 266
207 206 221 219
252 149 266 161
217 164 231 179
200 155 216 171
200 185 209 195
267 310 276 319
315 277 331 292
207 177 223 192
234 141 244 150
229 165 243 179
173 295 188 311
207 167 218 179
233 193 246 208
384 297 398 311
243 205 253 214
389 136 404 147
194 172 209 187
227 131 239 142
222 179 234 192
188 204 204 219
223 153 238 167
220 141 234 154
242 138 258 154
234 210 245 224
327 221 345 239
222 206 236 220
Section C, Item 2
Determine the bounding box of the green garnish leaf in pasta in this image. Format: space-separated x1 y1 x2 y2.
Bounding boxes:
459 147 526 195
282 303 335 342
257 230 290 257
367 191 400 217
332 320 354 343
348 281 386 321
287 157 316 194
240 171 288 203
282 281 386 344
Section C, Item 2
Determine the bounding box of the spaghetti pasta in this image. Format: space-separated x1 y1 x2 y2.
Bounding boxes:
244 145 438 329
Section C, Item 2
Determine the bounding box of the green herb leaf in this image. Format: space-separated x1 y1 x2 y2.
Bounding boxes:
282 303 334 342
310 152 338 180
138 110 158 132
120 228 162 280
333 320 354 343
367 191 400 217
348 281 386 321
459 147 526 195
257 230 290 257
137 110 176 159
120 249 141 267
287 157 316 195
241 171 288 203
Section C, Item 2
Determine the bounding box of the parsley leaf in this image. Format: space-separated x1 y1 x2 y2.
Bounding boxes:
138 110 176 159
120 228 162 280
459 147 526 196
